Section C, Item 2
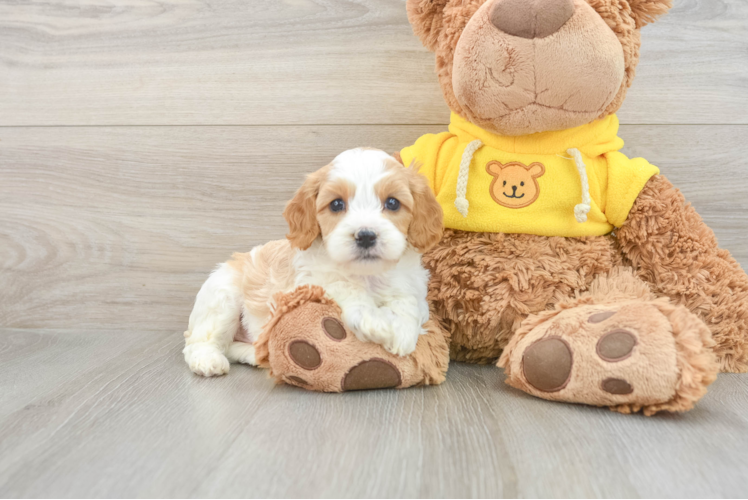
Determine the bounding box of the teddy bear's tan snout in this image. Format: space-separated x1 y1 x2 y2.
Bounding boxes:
490 0 575 39
451 0 626 136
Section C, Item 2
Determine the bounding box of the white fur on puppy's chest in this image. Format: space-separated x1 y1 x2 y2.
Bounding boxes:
364 275 391 296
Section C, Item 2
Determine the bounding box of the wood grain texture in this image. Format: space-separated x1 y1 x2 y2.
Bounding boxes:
1 0 747 497
1 124 746 331
0 0 746 126
0 328 747 498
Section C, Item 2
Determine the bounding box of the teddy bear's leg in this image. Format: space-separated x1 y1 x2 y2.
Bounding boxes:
253 285 450 392
617 175 748 373
498 268 719 415
423 230 622 364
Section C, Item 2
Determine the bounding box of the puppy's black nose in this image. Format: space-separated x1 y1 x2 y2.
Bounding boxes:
355 230 377 249
512 185 518 193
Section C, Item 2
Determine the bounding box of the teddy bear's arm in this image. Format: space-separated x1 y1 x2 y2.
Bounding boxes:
616 174 748 373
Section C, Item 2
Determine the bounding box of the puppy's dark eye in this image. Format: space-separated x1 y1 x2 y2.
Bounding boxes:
330 199 346 213
520 181 525 187
503 181 507 186
384 197 400 211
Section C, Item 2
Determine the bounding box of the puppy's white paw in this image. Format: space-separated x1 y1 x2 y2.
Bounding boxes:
343 306 422 357
227 342 257 366
343 306 390 345
382 318 421 357
184 343 230 377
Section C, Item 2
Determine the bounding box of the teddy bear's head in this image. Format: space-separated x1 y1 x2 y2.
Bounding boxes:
407 0 672 136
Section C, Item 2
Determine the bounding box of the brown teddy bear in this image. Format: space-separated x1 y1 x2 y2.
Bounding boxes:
257 0 748 415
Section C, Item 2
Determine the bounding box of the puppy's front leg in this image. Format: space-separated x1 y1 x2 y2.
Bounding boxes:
378 295 428 356
324 284 426 357
324 282 396 349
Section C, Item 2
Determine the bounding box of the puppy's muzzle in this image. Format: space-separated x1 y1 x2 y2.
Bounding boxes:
355 229 378 249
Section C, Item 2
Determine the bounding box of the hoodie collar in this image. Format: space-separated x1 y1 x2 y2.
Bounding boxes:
448 112 625 158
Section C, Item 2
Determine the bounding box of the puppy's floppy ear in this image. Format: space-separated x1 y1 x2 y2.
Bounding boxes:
405 163 443 253
628 0 672 28
407 0 449 51
283 167 327 250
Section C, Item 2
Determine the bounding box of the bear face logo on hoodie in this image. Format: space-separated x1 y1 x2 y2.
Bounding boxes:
486 161 546 209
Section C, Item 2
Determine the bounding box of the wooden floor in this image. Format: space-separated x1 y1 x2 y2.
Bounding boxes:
1 0 747 497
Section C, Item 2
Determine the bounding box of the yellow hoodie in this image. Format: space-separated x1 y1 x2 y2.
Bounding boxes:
400 113 659 237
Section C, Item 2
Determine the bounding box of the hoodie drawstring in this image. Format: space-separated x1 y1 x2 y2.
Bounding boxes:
567 148 592 223
454 139 483 217
453 142 591 224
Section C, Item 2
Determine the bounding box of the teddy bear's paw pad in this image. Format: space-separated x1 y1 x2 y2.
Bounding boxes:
322 317 346 341
507 301 681 407
288 340 322 370
601 377 634 395
588 310 617 323
286 375 311 387
522 337 572 392
342 359 402 391
596 329 637 362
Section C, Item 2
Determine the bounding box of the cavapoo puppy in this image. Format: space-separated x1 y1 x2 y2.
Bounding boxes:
184 148 444 377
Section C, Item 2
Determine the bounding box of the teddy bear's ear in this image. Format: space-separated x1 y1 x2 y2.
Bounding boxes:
406 0 449 51
628 0 673 28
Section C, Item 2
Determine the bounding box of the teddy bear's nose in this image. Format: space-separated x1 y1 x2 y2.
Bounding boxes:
490 0 575 39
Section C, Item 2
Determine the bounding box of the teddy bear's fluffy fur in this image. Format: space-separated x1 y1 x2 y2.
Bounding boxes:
408 0 748 373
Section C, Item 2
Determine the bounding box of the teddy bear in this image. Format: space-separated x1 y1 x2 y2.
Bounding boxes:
255 0 748 415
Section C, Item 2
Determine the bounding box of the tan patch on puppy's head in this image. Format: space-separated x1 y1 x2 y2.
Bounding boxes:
375 161 415 235
315 177 356 241
487 161 545 209
284 166 359 250
376 159 444 253
283 165 328 250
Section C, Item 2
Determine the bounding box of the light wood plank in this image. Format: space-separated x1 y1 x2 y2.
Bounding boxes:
1 124 746 331
0 0 745 126
0 328 746 498
621 0 748 124
0 327 160 419
1 1 745 497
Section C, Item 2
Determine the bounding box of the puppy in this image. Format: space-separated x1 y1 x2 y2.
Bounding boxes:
183 148 444 377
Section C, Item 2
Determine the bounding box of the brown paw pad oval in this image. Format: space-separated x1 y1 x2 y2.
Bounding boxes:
588 311 616 323
342 359 402 391
288 340 321 370
602 378 634 395
322 317 346 341
596 329 637 362
287 375 309 386
522 337 573 393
